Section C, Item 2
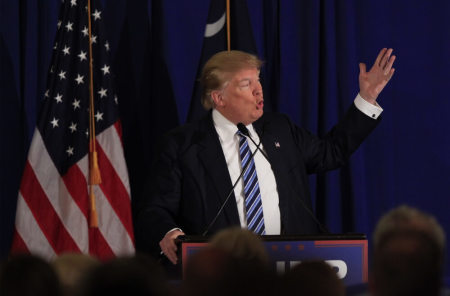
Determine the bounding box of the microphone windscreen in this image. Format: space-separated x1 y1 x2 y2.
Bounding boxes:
237 123 250 136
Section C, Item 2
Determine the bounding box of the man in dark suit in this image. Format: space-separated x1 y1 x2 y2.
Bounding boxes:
137 49 396 264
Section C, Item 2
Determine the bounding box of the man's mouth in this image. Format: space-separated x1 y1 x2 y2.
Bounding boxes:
257 100 264 109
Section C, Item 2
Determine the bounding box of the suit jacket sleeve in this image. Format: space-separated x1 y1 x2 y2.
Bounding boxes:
290 103 380 174
258 103 380 234
135 132 183 255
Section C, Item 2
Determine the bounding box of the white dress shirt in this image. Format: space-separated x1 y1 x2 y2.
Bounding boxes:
213 109 282 234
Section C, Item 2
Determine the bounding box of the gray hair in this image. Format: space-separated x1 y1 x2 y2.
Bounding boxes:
373 205 446 256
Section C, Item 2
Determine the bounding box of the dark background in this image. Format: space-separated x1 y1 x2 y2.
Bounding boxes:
2 0 450 284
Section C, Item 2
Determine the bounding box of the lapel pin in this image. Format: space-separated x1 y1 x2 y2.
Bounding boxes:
275 142 280 148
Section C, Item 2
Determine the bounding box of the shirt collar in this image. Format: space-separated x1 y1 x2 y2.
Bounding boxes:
212 109 259 143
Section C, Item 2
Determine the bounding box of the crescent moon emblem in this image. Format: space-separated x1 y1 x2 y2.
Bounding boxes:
204 12 226 38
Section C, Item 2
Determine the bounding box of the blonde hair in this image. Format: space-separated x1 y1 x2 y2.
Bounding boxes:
209 227 269 266
200 50 263 110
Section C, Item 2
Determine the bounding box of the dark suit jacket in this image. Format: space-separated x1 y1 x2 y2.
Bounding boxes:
136 104 380 254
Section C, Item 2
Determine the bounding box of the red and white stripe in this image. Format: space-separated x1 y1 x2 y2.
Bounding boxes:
11 123 135 260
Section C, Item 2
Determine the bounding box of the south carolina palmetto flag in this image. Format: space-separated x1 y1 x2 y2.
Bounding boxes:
10 0 134 260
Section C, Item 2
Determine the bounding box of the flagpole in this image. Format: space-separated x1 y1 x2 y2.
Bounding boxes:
87 0 100 228
226 0 230 51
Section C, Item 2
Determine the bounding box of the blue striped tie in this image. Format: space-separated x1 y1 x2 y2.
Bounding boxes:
237 131 266 235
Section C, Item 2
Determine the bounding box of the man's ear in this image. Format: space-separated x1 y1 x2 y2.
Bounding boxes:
211 90 225 107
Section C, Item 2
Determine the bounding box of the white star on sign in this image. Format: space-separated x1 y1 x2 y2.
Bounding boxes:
90 35 97 44
105 41 110 51
95 111 104 122
66 146 74 156
98 88 107 98
69 122 77 133
70 0 77 6
50 117 59 128
75 74 84 85
101 64 110 75
58 70 66 80
82 26 89 37
78 50 87 61
62 45 70 55
72 99 81 110
65 21 73 32
54 93 63 103
92 9 101 20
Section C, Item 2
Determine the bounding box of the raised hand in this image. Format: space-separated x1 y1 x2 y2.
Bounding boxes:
359 48 396 104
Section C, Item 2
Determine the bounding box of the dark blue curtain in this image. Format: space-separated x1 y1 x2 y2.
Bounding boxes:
2 0 450 284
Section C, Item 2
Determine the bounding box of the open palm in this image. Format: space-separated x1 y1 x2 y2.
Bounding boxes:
359 48 396 104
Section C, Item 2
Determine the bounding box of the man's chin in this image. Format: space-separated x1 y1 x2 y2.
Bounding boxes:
252 111 264 123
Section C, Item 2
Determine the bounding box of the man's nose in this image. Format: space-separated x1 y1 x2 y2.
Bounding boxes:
253 82 262 96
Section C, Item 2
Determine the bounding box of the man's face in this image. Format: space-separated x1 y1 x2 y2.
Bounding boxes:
214 68 264 125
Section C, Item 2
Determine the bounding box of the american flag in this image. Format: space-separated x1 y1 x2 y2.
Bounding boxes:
10 0 135 260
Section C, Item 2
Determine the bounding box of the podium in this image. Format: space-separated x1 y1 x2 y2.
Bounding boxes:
177 234 368 286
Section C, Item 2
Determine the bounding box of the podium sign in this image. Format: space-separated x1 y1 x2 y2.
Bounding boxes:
180 235 368 286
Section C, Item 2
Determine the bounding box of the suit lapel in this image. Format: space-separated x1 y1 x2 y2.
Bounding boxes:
253 116 291 232
197 113 240 227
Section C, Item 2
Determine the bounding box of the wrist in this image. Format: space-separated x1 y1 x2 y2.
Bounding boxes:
359 92 377 105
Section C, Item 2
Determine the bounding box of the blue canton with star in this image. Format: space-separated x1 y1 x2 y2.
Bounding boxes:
37 0 119 176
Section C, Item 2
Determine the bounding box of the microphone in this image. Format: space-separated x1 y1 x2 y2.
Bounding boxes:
237 123 330 234
201 138 262 236
237 123 270 161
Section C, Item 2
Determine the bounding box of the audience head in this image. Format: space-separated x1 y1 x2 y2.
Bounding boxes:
184 246 274 296
279 260 345 296
370 205 445 296
0 253 62 296
200 50 262 110
373 204 445 259
76 254 170 296
372 230 441 296
52 253 99 296
209 227 269 269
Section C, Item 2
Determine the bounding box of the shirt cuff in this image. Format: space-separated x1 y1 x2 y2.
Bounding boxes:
354 93 383 119
166 227 182 235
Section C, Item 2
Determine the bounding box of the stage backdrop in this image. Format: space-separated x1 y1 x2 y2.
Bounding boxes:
1 0 450 284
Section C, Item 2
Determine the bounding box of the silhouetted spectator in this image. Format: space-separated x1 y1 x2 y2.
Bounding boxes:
184 247 274 296
76 254 171 296
209 227 270 269
52 253 99 296
279 260 345 296
0 253 62 296
370 205 446 296
373 205 445 260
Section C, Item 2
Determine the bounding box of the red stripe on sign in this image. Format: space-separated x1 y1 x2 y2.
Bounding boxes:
89 227 115 261
10 229 30 254
62 163 89 218
20 161 80 254
96 142 134 241
114 121 123 146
